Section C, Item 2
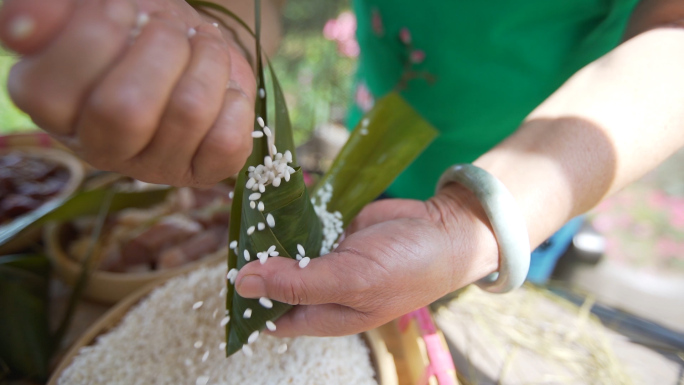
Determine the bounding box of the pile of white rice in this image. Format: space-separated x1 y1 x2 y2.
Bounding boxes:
58 262 377 385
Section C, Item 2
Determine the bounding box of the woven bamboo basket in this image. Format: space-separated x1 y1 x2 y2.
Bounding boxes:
47 268 398 385
0 141 85 255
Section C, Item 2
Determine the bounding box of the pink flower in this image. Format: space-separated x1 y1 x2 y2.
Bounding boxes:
355 83 375 112
656 238 681 257
399 28 411 44
371 9 384 36
338 40 360 58
323 11 356 41
669 204 684 228
323 11 359 58
410 49 426 64
647 190 668 209
593 214 615 233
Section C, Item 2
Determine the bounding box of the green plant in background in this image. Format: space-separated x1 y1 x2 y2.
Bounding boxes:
0 50 35 133
273 0 354 145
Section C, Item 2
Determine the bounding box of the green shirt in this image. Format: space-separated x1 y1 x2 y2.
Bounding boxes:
348 0 639 200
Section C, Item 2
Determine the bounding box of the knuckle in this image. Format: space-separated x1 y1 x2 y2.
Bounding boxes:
194 34 230 60
146 18 187 45
85 88 154 138
169 83 214 126
277 275 307 306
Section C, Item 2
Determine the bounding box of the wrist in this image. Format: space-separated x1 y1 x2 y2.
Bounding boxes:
428 182 499 291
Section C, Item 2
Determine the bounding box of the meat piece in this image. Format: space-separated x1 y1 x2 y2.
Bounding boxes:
0 194 42 218
191 184 233 208
120 216 201 266
98 243 126 272
157 227 226 270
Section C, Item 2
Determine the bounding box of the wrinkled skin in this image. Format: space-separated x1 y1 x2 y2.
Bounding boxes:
0 0 498 337
0 0 256 187
236 190 498 337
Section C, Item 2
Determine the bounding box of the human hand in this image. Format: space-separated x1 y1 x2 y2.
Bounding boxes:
235 185 499 337
0 0 256 186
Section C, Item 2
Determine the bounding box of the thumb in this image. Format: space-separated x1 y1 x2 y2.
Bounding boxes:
235 255 349 306
0 0 77 55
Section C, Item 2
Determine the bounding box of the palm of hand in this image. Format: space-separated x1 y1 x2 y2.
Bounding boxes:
235 198 492 337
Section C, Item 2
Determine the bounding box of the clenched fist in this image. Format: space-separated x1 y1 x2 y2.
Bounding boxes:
0 0 257 186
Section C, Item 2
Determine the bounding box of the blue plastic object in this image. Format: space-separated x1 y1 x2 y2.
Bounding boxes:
527 216 584 284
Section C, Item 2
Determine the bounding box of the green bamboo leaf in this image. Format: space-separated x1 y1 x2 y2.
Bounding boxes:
51 189 115 351
225 0 322 356
315 92 438 225
0 254 50 381
194 0 437 356
227 169 321 355
0 187 171 247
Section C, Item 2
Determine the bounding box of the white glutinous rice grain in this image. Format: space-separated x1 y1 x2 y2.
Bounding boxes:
187 27 197 38
243 308 252 319
248 330 259 344
257 222 265 231
258 201 265 211
267 245 276 253
194 340 203 349
229 191 234 199
249 193 261 201
212 22 219 27
57 262 377 385
299 257 311 268
220 316 230 327
226 268 238 284
202 351 210 362
266 321 277 332
266 214 275 228
193 301 204 310
242 345 254 357
295 254 303 261
252 131 264 138
244 249 250 261
297 244 305 256
247 226 255 235
257 116 265 128
229 240 238 249
263 126 272 137
259 88 266 99
259 297 273 309
250 201 256 209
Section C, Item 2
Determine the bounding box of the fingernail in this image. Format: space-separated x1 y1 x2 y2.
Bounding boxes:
236 275 266 298
8 15 35 41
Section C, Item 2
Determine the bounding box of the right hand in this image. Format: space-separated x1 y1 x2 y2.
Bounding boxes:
0 0 256 187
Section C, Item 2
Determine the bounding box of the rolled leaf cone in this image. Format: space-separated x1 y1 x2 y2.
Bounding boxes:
218 0 438 356
225 92 437 356
226 169 322 355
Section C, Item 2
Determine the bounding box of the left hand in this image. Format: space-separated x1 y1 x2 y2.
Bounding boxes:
235 185 499 337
